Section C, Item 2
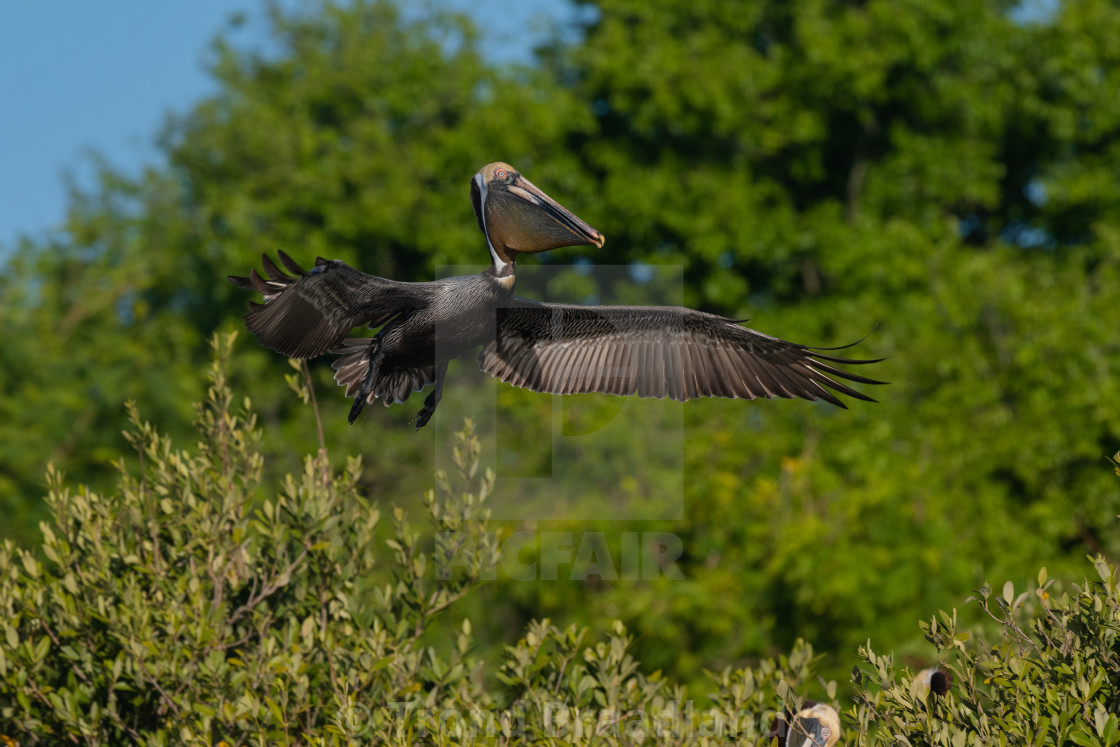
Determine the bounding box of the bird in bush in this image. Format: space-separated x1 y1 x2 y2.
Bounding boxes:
911 667 952 700
229 162 883 428
768 701 841 747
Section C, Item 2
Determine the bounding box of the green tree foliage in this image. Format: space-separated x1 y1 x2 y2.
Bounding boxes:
1 342 1117 744
2 0 1119 691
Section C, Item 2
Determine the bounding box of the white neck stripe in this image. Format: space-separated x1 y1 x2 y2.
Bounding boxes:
476 174 510 274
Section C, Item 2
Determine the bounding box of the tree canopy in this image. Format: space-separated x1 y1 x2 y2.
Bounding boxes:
1 0 1118 688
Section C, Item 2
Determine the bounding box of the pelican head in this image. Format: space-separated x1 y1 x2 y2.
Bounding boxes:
471 162 604 272
911 667 952 700
788 702 840 747
769 701 841 747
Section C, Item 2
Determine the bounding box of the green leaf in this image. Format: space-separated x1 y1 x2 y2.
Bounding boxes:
33 635 51 663
1102 715 1118 746
265 696 284 725
1070 730 1102 747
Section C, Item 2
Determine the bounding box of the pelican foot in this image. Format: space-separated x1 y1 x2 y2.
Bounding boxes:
414 390 440 430
348 396 367 425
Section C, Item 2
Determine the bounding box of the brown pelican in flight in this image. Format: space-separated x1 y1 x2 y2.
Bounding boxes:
229 162 883 428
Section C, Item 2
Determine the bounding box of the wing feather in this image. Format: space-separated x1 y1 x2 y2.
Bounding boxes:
478 299 884 407
684 340 708 397
228 253 425 359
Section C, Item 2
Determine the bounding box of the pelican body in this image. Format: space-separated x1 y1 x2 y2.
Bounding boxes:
229 162 883 428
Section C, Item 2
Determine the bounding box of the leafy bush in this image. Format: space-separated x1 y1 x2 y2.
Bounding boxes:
845 453 1120 746
1 334 1117 745
0 334 498 744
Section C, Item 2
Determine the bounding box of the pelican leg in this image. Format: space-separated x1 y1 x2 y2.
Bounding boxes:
414 362 448 430
347 344 383 425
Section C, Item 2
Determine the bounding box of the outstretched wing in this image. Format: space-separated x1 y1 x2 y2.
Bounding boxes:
478 299 884 407
228 251 424 359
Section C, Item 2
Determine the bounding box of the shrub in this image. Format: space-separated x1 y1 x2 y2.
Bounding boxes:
850 557 1120 745
849 457 1120 744
0 334 497 744
0 333 1117 745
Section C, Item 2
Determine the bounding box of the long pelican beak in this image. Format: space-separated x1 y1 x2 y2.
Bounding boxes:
472 163 604 266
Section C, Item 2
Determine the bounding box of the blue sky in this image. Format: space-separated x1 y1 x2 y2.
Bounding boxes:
0 1 574 251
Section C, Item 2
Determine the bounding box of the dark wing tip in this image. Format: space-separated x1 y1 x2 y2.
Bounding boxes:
259 253 281 279
809 351 888 366
228 252 355 359
808 357 889 387
277 250 306 275
804 333 889 391
248 268 273 294
805 328 887 360
230 253 304 292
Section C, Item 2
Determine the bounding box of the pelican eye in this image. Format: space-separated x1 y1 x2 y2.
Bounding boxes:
496 169 507 179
